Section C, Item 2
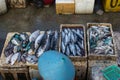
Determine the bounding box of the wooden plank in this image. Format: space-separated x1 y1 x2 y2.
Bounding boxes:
87 23 117 60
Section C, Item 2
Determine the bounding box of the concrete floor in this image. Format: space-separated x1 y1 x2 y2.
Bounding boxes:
0 5 120 55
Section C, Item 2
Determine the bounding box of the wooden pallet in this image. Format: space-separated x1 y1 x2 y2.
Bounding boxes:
59 24 87 80
87 23 117 60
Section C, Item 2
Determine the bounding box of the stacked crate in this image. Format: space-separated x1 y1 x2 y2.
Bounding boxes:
59 24 87 80
87 23 117 80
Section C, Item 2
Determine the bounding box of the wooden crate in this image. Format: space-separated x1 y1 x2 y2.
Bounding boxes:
59 24 87 80
87 23 117 60
56 0 75 14
75 0 95 14
87 60 117 80
103 0 120 12
7 0 27 8
0 66 30 80
0 32 27 67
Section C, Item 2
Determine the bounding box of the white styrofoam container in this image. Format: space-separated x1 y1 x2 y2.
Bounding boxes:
0 0 7 15
75 0 95 14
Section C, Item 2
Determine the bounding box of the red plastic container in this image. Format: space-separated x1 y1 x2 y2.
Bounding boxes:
43 0 54 5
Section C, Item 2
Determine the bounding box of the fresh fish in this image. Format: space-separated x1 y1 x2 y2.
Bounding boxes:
64 28 68 34
69 43 76 56
66 45 70 56
64 34 69 46
62 31 65 40
29 30 40 42
17 52 22 62
13 46 18 53
4 43 14 57
11 38 21 46
28 49 34 55
10 52 20 65
35 46 44 57
75 44 81 56
6 53 13 64
20 33 29 41
35 32 45 49
26 54 38 64
21 53 27 63
50 31 58 50
70 31 75 42
61 41 65 53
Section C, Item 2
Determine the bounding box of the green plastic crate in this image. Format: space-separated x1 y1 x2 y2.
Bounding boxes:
102 65 120 80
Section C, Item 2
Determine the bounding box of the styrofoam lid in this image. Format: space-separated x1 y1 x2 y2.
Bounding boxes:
56 0 74 3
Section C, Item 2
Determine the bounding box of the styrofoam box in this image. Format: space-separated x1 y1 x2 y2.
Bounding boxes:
0 0 7 15
75 0 95 14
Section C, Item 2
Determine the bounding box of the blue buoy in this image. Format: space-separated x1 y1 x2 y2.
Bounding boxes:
38 50 75 80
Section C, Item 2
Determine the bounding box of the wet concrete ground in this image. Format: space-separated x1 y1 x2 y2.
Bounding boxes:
0 5 120 55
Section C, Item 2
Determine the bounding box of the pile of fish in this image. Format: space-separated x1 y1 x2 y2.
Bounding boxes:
61 28 85 56
89 26 114 55
4 30 58 65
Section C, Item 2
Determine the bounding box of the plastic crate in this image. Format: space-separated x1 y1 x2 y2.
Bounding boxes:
102 65 120 80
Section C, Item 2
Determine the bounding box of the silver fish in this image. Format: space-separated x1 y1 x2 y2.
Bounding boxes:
13 46 18 53
21 53 27 63
75 44 81 56
6 53 13 64
29 30 40 42
26 54 38 64
20 33 29 41
4 43 14 57
66 46 70 56
17 53 22 62
28 49 34 55
64 29 68 34
11 38 21 46
62 31 65 40
69 43 76 56
61 41 65 53
64 34 70 46
36 46 44 58
50 31 58 50
35 32 45 49
10 52 19 65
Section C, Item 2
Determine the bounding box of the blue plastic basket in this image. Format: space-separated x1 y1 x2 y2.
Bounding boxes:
102 65 120 80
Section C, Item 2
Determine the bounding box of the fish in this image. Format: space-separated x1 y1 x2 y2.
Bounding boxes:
66 45 70 56
21 53 27 63
35 32 45 49
13 46 18 53
75 44 81 56
69 43 76 56
6 53 13 64
26 54 38 64
4 43 14 57
20 33 29 41
64 34 70 46
17 52 22 62
29 30 40 42
10 52 20 65
62 31 65 40
35 46 44 57
64 28 68 34
28 49 34 55
50 31 58 50
61 41 65 53
11 38 21 46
